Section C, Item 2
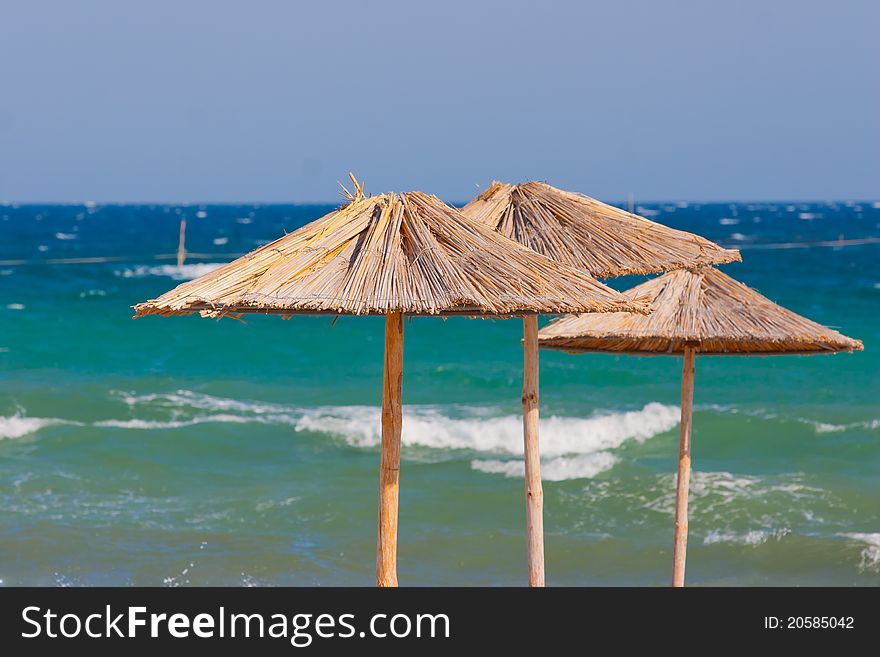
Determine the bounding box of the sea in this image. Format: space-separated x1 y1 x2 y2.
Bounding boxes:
0 199 877 586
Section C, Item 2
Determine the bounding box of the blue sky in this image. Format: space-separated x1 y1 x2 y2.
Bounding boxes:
1 0 877 203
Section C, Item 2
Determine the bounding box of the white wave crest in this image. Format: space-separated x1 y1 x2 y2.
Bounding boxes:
810 419 880 434
838 533 880 572
642 470 826 524
117 390 288 415
296 402 679 458
10 390 678 482
472 452 619 481
95 414 253 430
111 391 679 480
115 263 224 281
0 415 71 440
703 528 790 546
702 404 880 435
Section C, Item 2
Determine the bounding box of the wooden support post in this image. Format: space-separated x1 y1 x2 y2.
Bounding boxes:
672 346 696 587
522 315 545 587
176 218 187 268
377 312 404 587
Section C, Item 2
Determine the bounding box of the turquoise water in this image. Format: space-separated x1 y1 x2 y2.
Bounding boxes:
0 200 877 586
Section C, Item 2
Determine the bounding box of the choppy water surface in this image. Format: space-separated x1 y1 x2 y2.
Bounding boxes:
0 199 877 585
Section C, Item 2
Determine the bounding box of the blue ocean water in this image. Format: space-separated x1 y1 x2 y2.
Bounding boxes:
0 199 877 586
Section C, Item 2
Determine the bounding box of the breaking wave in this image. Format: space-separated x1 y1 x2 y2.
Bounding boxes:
838 533 880 572
0 415 74 440
117 391 680 480
114 263 225 281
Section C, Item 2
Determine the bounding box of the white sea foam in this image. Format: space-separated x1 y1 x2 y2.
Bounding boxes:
702 403 880 435
465 404 679 480
553 469 833 539
296 402 679 458
809 418 880 433
688 471 819 504
472 452 619 481
642 470 825 521
0 415 71 439
240 574 266 587
95 414 252 430
115 263 224 281
838 533 880 572
255 496 301 512
118 390 289 415
112 390 679 480
703 528 790 546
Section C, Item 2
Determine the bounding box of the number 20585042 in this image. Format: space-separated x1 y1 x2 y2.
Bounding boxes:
764 616 854 629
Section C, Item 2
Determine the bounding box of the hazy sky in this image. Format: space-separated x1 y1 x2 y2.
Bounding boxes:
1 0 877 203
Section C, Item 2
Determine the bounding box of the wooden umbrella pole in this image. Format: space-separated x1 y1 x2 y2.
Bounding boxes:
672 346 696 587
377 312 404 587
522 315 545 587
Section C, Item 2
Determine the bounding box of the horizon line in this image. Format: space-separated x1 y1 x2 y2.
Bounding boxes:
3 197 879 208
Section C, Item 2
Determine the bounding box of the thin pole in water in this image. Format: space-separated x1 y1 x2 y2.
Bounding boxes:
672 345 696 587
522 315 545 587
377 312 404 587
177 219 187 268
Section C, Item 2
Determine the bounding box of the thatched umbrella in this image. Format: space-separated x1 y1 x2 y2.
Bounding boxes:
461 181 740 585
134 186 647 587
537 266 864 586
461 181 740 276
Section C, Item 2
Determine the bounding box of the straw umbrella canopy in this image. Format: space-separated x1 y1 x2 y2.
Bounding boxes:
461 181 741 276
538 266 863 586
461 181 740 586
134 186 647 587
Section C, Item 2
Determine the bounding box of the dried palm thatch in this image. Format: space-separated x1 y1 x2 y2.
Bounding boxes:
538 267 863 356
462 181 737 585
540 266 862 587
461 181 741 277
133 185 650 589
134 190 647 319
